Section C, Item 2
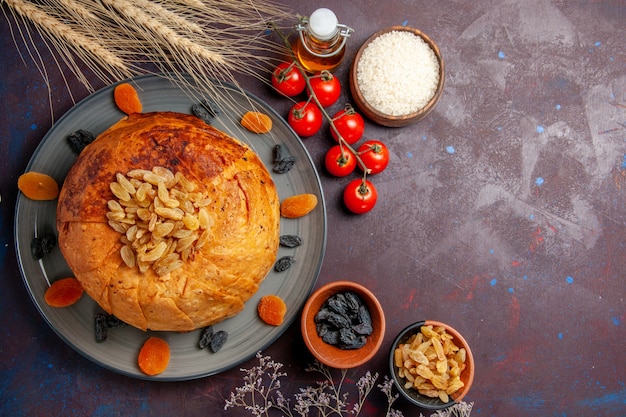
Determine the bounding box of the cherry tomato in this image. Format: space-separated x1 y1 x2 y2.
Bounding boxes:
287 101 323 137
308 71 341 107
343 179 378 214
271 62 306 97
330 107 365 145
357 140 389 174
325 145 357 177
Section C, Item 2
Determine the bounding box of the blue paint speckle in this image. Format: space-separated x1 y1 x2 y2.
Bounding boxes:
422 135 427 141
407 151 413 158
498 51 506 59
555 104 561 110
140 399 151 412
490 278 497 286
566 276 574 284
446 145 455 154
508 287 514 293
529 214 535 220
558 332 563 339
579 387 626 408
594 41 602 47
489 248 495 254
93 405 115 417
612 316 620 326
402 20 409 26
523 275 528 281
536 125 545 134
535 177 544 186
30 124 37 130
621 154 626 169
497 126 502 131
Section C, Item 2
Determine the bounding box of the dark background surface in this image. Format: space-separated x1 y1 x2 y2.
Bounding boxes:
1 1 625 416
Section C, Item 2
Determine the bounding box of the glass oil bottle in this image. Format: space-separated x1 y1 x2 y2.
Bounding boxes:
293 8 354 73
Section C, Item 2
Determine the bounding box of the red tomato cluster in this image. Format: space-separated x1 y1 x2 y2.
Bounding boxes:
271 62 390 214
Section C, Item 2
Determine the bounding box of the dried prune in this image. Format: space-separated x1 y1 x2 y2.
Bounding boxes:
322 330 340 345
274 255 295 272
357 304 372 327
314 308 330 323
273 158 295 174
353 321 373 335
209 330 228 353
31 233 57 260
343 292 362 313
279 235 303 248
192 98 220 124
198 326 214 349
327 294 349 315
316 322 330 337
339 328 366 349
95 313 108 343
106 314 127 329
272 144 296 173
67 129 95 154
273 144 284 162
339 327 357 344
315 291 374 350
326 311 351 329
94 313 127 343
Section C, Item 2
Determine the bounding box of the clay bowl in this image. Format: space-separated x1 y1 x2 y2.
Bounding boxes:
389 320 474 410
301 281 385 369
349 26 445 127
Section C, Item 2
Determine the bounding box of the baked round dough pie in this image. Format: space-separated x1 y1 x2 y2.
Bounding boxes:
57 111 280 331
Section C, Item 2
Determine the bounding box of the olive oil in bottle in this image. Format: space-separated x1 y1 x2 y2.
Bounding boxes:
294 8 353 73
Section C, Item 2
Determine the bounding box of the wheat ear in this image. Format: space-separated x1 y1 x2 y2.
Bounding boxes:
3 0 129 73
101 0 227 66
50 0 98 22
130 0 204 35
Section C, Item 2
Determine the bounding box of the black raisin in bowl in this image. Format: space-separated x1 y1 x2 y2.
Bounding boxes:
301 281 385 369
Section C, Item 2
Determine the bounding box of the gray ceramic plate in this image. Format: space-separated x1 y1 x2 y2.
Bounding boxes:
14 74 326 380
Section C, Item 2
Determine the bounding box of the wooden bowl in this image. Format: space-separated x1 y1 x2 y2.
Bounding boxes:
301 281 385 369
350 26 445 127
389 320 474 410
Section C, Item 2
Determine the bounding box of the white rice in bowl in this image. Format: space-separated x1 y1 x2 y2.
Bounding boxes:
356 30 440 116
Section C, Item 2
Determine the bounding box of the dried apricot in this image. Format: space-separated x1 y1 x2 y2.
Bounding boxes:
138 337 170 376
44 277 84 307
280 193 318 218
258 295 287 326
18 171 60 201
114 83 142 115
240 111 272 134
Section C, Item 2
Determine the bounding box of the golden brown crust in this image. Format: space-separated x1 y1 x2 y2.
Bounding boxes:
57 112 280 331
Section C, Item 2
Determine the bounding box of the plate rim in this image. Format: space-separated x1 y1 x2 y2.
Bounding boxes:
14 73 327 381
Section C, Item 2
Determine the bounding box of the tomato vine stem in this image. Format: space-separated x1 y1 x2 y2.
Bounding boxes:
271 24 371 179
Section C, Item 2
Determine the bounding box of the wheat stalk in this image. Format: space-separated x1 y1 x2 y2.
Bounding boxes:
52 0 97 21
2 0 295 119
131 0 204 35
101 0 225 65
3 0 130 75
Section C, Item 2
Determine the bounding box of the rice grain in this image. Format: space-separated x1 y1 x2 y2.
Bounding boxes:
357 30 440 116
